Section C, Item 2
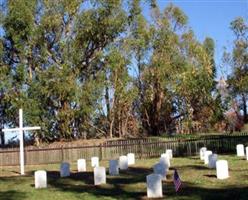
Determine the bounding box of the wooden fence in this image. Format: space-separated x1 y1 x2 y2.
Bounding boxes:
0 133 248 166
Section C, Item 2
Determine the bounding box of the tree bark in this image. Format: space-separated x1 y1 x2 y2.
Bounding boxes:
109 118 114 139
0 131 5 146
242 94 248 123
150 79 164 136
0 118 5 146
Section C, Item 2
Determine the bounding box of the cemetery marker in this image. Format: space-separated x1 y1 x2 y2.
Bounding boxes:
2 109 41 175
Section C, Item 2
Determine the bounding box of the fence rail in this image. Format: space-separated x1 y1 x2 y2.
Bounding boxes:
1 133 248 166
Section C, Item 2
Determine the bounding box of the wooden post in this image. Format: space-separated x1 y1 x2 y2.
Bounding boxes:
139 140 143 159
61 146 64 162
99 144 103 161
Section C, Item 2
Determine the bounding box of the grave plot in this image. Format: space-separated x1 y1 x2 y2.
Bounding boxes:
0 155 248 200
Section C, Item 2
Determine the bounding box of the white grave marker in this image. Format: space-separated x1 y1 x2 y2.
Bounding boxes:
166 149 173 159
160 154 170 168
119 155 128 170
153 163 167 180
2 109 41 175
246 147 248 160
35 170 47 189
216 160 229 179
94 166 106 185
204 150 212 165
200 147 207 160
208 154 218 168
91 157 99 168
146 174 163 198
60 162 70 177
236 144 245 156
77 159 86 172
127 153 135 165
109 160 119 176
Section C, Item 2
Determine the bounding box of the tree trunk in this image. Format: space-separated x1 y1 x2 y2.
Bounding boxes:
109 118 114 139
242 94 248 123
0 131 5 147
0 119 5 146
150 79 164 136
105 86 110 121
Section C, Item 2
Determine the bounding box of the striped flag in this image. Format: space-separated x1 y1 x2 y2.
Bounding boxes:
173 169 182 192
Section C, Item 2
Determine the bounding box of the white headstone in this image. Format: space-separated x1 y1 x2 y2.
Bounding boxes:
246 147 248 160
91 157 99 168
160 154 170 168
208 154 218 168
77 159 86 172
60 162 70 177
216 160 229 179
35 170 47 189
119 155 128 170
204 150 212 165
94 166 106 185
200 147 207 160
236 144 245 156
153 163 167 180
166 149 173 159
127 153 135 165
146 174 163 198
109 160 119 176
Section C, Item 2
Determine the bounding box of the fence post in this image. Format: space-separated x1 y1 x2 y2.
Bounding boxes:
61 146 64 162
99 144 103 161
24 148 28 165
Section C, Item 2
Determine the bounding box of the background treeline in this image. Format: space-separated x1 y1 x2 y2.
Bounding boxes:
0 0 247 145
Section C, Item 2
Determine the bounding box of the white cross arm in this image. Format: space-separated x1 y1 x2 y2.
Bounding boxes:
2 127 41 132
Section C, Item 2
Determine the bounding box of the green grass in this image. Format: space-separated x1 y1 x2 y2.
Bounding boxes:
1 155 248 200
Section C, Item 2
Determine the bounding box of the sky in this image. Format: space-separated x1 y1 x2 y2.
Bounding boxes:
153 0 248 78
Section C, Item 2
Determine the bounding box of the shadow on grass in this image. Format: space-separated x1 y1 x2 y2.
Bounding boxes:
46 171 95 185
27 165 248 200
204 174 217 178
164 182 248 200
2 164 248 200
171 165 209 171
48 176 146 200
0 190 26 200
47 167 150 199
47 175 248 200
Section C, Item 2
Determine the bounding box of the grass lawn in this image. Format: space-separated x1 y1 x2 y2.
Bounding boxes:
0 154 248 200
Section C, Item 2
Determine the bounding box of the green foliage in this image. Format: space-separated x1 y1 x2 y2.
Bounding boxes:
226 17 248 123
0 0 235 144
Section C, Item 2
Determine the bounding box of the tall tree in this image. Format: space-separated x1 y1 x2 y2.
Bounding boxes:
227 17 248 123
0 0 128 143
127 0 151 134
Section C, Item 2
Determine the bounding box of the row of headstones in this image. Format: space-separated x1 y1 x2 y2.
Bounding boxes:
199 143 248 180
33 144 246 197
35 153 135 189
146 149 173 198
35 149 172 198
199 147 229 179
147 144 247 198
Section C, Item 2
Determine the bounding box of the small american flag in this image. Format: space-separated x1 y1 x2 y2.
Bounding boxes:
173 169 182 192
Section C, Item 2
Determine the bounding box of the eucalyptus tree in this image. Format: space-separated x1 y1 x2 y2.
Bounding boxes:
136 3 191 135
0 0 129 143
227 17 248 123
138 3 215 135
176 31 215 133
126 0 151 134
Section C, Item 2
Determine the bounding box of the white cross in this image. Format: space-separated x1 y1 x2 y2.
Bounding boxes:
2 109 41 175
